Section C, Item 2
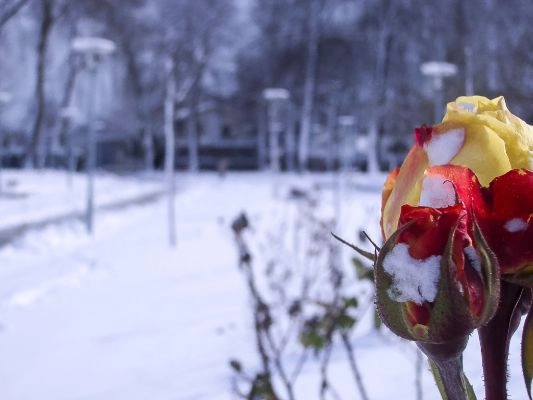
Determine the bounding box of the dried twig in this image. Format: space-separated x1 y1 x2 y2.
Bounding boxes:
340 332 369 400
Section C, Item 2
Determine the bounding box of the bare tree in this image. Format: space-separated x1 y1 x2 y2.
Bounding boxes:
28 0 53 167
3 0 533 174
28 0 70 168
0 0 30 32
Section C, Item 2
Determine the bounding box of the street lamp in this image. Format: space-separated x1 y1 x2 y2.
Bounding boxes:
333 115 356 230
0 91 12 195
420 61 458 122
164 57 177 247
60 106 79 188
262 88 290 173
337 115 356 171
71 36 116 234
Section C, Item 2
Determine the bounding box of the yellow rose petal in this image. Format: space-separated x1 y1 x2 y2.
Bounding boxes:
451 124 512 186
381 146 427 238
442 95 533 185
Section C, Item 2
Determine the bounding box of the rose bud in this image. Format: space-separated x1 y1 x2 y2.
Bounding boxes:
376 162 501 344
375 202 499 344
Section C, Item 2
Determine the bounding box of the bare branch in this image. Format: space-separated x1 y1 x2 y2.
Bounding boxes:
319 344 342 400
341 332 370 400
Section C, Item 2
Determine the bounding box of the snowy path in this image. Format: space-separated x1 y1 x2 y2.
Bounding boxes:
0 170 162 233
0 172 526 400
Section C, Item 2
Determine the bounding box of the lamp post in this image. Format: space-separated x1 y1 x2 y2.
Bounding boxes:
59 106 79 188
262 88 290 173
71 36 116 234
0 91 12 195
164 57 176 248
285 101 296 172
420 61 458 122
337 115 356 171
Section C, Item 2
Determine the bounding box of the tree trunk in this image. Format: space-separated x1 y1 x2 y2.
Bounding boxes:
267 101 280 173
325 84 338 171
119 32 153 172
186 102 199 172
57 54 79 178
365 8 392 175
285 102 296 172
257 104 267 170
29 0 53 168
366 118 379 174
297 0 319 172
143 125 154 172
456 1 474 96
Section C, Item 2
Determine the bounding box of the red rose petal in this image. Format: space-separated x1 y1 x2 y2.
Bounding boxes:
414 124 433 147
482 169 533 273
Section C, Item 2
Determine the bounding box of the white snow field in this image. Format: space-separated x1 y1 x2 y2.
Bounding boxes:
0 170 526 399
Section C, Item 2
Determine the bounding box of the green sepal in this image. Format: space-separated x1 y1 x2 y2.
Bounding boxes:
376 221 473 342
374 221 417 340
472 218 500 326
424 222 474 343
331 232 376 261
462 371 478 400
428 356 477 400
429 358 447 399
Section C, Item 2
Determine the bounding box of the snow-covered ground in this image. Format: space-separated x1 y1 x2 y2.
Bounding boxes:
0 170 526 399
